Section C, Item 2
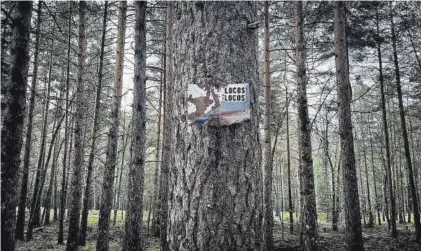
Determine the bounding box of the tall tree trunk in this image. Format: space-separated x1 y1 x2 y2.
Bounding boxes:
263 1 273 249
286 86 294 233
150 38 165 238
123 2 147 250
295 2 318 250
44 134 64 225
368 119 381 226
390 2 421 241
113 112 128 227
333 2 364 250
96 2 126 250
15 1 41 241
1 2 32 250
66 1 87 250
376 6 397 237
79 1 108 246
158 2 174 250
168 3 263 250
363 141 374 227
27 31 55 240
58 1 72 244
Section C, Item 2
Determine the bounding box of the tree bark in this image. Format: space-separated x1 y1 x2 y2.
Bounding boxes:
390 2 421 241
263 1 273 250
295 2 318 250
123 2 147 250
15 1 41 241
96 2 126 250
66 1 87 250
376 6 397 237
27 30 55 240
58 1 72 244
286 86 294 233
158 2 174 250
168 2 263 250
334 2 364 250
79 1 108 246
1 2 32 250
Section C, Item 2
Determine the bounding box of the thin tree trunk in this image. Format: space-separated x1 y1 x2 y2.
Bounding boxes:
1 2 32 250
295 2 318 250
27 31 55 240
390 2 421 241
376 6 397 237
66 1 87 250
44 135 64 225
334 2 364 250
58 1 72 244
368 119 381 226
96 2 126 250
15 1 41 241
286 85 294 233
79 1 108 246
263 1 273 249
363 140 374 227
158 2 174 250
150 38 165 238
123 2 147 250
113 112 128 227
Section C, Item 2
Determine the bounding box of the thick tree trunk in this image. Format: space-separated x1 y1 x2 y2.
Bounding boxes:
1 2 32 250
66 1 87 250
376 7 397 237
390 3 421 241
158 2 174 250
333 2 364 250
262 1 273 250
15 1 41 241
123 2 147 250
295 2 318 250
58 1 72 245
168 3 263 250
79 1 108 246
97 2 126 250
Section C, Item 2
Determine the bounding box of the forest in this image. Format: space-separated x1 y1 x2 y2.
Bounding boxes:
1 1 421 251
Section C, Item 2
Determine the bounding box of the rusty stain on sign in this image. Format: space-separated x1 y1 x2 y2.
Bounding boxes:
188 83 250 126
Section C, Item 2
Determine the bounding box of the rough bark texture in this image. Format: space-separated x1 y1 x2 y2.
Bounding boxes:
376 7 397 237
295 2 318 250
96 2 126 250
333 2 364 251
15 1 41 241
262 1 273 250
168 2 263 250
158 2 174 250
58 1 72 244
390 3 421 242
79 1 108 246
1 2 32 250
66 2 87 250
123 2 147 250
95 2 127 249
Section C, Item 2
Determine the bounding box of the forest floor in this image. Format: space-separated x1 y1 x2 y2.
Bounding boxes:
15 210 421 250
